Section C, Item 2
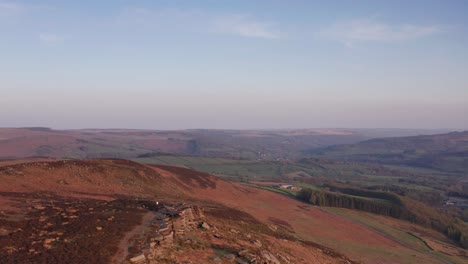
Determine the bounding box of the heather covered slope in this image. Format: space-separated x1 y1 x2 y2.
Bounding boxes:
0 159 465 263
0 159 174 200
151 165 461 263
0 159 352 263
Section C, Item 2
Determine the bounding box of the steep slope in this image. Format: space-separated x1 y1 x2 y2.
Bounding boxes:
0 159 463 263
151 165 454 264
0 159 352 263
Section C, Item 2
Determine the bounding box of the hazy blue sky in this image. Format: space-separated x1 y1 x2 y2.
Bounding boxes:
1 0 467 129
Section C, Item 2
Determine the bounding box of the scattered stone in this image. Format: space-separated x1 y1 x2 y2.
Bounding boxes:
153 234 163 242
213 233 222 239
277 253 291 264
223 254 236 261
164 231 174 243
0 228 10 236
238 249 250 257
43 238 56 249
57 180 68 185
251 239 262 247
260 251 280 264
4 246 17 254
96 226 103 231
129 254 146 263
199 221 210 230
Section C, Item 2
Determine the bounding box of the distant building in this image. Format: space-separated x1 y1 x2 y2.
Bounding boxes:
278 184 301 191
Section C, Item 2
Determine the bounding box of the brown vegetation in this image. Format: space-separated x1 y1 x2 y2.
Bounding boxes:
0 159 360 263
1 159 465 263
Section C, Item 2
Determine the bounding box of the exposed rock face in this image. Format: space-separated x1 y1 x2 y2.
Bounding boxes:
122 202 354 264
126 204 207 263
125 204 290 264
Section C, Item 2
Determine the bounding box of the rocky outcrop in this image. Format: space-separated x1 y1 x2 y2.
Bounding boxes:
124 203 320 264
126 204 206 263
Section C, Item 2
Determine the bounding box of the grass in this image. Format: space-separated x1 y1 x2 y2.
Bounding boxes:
321 207 468 264
135 155 436 185
134 155 460 211
133 156 285 180
242 182 297 197
323 207 431 251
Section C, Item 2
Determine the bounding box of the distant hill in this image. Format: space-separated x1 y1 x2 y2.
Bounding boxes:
308 131 468 173
0 127 369 160
0 127 450 161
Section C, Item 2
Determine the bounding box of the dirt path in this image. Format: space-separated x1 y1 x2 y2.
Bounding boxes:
111 211 156 264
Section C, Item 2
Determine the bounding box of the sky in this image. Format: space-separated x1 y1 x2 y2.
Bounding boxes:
1 0 467 130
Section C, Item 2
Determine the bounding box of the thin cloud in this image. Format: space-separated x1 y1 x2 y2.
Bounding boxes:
119 7 281 40
119 7 202 25
0 2 21 10
0 2 24 16
322 18 442 45
39 33 65 46
213 15 280 39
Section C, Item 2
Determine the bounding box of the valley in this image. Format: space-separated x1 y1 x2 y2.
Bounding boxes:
0 129 467 263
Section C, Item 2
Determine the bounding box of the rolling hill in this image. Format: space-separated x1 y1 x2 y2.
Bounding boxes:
308 131 468 173
0 127 449 161
0 158 465 263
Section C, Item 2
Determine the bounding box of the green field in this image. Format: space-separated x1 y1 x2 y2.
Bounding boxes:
133 155 453 195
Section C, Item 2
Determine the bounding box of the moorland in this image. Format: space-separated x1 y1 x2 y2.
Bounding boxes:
0 127 467 263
